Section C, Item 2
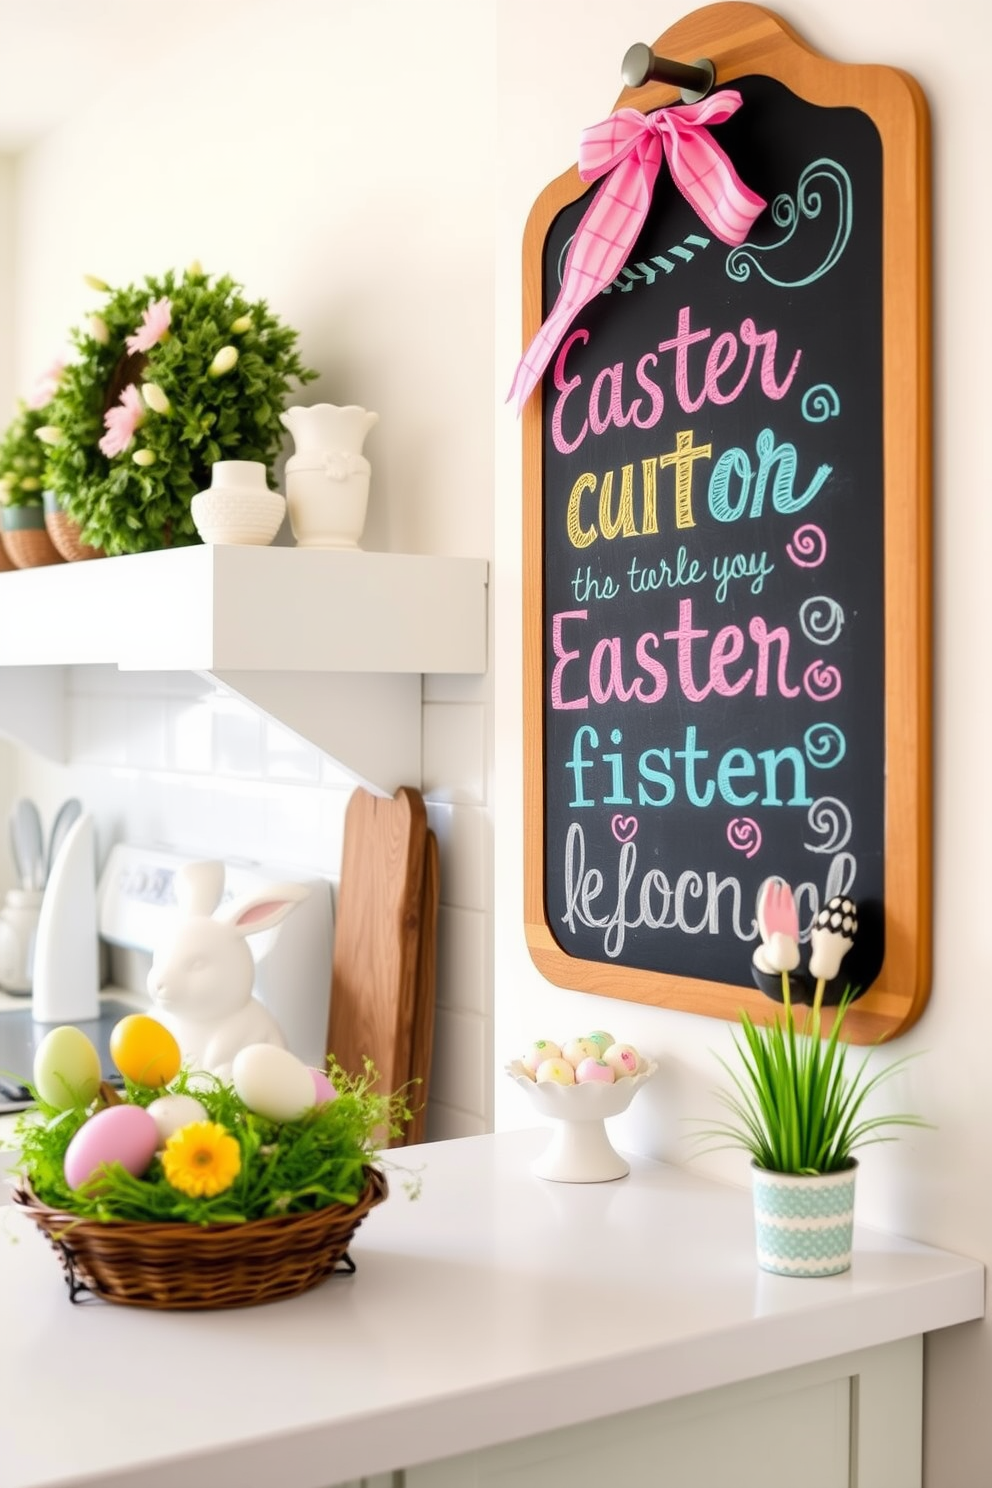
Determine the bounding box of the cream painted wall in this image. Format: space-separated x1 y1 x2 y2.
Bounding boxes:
494 2 992 1483
3 0 495 1140
0 154 13 419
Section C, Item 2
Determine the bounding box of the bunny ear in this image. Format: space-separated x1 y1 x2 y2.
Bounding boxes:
175 861 225 917
220 882 310 938
755 876 799 943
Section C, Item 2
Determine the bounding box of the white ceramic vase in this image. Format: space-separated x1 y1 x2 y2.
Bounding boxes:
191 461 285 546
280 403 378 549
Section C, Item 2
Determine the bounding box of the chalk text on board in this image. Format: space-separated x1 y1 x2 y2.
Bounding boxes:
550 600 801 709
564 428 831 546
551 306 803 457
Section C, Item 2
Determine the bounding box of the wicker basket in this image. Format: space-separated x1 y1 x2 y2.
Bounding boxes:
11 1168 387 1310
44 508 105 562
0 525 65 569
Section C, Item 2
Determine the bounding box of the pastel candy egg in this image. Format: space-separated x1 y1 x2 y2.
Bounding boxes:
308 1067 338 1105
575 1057 616 1084
110 1014 181 1088
522 1040 561 1076
232 1044 316 1122
587 1030 615 1055
535 1057 575 1085
603 1042 641 1077
145 1093 209 1147
562 1036 601 1068
33 1025 102 1110
64 1104 159 1190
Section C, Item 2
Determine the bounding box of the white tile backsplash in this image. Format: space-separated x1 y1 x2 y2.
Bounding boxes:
422 701 486 803
437 905 489 1018
12 670 492 1134
427 801 489 912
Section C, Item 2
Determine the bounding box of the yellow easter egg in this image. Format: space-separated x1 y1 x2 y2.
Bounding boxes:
109 1014 181 1088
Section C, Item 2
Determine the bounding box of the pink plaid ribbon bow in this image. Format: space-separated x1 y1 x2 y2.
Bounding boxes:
508 90 766 413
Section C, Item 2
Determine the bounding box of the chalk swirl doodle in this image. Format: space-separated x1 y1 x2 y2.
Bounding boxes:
803 797 852 854
804 723 846 770
799 596 844 646
802 385 841 422
725 158 853 289
786 524 827 568
803 660 842 701
727 817 762 859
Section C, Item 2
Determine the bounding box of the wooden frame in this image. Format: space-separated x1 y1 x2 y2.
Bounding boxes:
521 3 931 1041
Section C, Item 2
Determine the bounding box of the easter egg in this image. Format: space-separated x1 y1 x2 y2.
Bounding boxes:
109 1014 181 1088
308 1067 338 1106
145 1093 209 1147
232 1044 316 1122
587 1030 615 1055
64 1104 159 1190
535 1057 575 1085
522 1040 561 1076
562 1036 601 1068
603 1042 641 1077
575 1057 616 1084
33 1026 102 1110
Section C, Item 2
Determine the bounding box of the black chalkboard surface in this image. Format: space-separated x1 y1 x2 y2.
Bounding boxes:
521 6 931 1042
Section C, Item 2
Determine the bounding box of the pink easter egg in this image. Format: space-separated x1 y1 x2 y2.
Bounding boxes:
309 1067 338 1105
575 1057 616 1085
64 1104 159 1190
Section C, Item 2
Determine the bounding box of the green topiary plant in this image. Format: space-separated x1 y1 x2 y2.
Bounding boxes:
43 265 317 555
0 400 52 508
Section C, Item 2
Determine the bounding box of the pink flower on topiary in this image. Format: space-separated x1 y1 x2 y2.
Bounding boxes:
98 383 145 457
28 357 65 409
125 296 172 354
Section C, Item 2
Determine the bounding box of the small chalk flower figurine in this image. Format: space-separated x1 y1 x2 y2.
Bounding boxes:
753 875 801 978
809 895 859 983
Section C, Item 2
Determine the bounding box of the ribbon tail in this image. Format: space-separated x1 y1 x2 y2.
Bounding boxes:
508 153 658 413
662 124 765 246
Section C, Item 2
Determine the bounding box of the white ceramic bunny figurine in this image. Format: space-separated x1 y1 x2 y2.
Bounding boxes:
146 861 310 1081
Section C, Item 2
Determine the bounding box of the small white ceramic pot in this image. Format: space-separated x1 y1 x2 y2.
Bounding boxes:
751 1161 857 1277
285 453 371 549
191 461 286 546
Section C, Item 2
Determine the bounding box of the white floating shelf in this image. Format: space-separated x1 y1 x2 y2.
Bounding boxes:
0 546 489 791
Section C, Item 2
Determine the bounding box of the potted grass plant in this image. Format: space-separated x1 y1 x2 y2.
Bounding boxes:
701 877 925 1277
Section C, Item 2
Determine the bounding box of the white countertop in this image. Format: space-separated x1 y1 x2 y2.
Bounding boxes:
0 1128 984 1488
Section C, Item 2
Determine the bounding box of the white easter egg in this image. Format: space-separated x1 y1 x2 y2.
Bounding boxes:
232 1044 316 1122
145 1093 209 1148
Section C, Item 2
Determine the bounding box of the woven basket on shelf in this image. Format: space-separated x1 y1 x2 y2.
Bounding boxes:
0 525 65 569
44 509 105 562
11 1167 387 1310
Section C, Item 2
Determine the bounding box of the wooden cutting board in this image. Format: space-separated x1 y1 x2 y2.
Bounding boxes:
327 787 436 1140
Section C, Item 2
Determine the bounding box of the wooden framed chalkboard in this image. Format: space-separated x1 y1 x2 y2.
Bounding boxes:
520 3 931 1042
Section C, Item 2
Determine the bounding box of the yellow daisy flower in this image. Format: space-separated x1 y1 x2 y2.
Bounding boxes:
162 1121 241 1198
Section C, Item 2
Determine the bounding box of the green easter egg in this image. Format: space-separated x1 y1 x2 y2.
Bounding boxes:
33 1025 102 1110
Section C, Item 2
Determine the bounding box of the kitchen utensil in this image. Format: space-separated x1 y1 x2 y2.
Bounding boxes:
327 787 437 1137
45 796 82 886
32 810 100 1023
10 798 44 891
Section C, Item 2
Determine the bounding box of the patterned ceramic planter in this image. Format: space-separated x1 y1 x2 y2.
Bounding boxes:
751 1161 857 1277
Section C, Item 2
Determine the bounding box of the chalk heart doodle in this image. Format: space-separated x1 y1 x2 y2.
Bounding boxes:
611 814 638 844
727 817 762 859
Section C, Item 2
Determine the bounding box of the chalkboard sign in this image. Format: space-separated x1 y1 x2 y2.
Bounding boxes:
521 5 931 1042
